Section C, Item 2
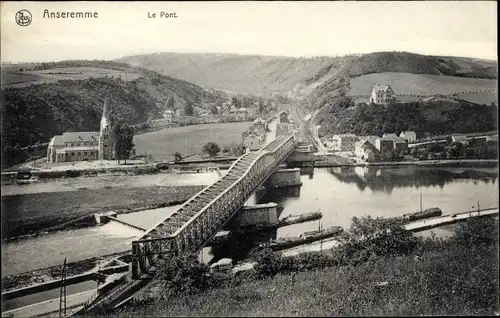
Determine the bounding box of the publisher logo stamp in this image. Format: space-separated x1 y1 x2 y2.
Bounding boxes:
15 9 32 26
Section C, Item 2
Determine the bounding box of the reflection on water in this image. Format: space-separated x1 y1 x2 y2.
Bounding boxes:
210 166 498 263
327 166 498 194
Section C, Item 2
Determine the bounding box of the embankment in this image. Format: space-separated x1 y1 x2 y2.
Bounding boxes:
1 185 203 240
1 251 131 292
313 158 498 168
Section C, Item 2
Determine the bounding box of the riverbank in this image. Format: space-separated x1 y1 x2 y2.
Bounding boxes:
1 252 130 293
313 157 498 168
2 185 202 240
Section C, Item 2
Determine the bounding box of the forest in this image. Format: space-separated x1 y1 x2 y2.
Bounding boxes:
316 97 497 138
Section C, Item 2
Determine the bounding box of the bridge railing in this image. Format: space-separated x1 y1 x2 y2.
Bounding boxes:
136 153 250 242
131 133 296 278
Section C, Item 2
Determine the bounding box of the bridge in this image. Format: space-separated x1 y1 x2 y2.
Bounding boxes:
131 133 297 279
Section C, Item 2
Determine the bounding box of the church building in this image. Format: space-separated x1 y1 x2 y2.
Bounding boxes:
47 100 117 163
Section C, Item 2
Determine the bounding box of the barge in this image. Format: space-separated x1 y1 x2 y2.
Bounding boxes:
403 207 442 222
258 226 343 251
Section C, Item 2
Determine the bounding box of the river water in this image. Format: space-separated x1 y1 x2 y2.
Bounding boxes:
2 165 498 279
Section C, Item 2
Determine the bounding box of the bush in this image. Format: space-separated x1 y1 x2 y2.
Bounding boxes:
454 217 499 246
65 169 81 178
155 253 232 297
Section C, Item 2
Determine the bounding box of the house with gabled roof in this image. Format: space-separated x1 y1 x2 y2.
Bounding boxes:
400 131 417 143
355 140 380 162
369 84 396 105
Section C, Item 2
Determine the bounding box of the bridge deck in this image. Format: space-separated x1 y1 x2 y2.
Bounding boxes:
138 135 292 241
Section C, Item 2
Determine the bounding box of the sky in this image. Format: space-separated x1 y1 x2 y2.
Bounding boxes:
1 1 497 63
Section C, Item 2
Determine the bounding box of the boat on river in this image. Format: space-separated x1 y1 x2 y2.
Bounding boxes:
403 207 442 221
258 226 343 251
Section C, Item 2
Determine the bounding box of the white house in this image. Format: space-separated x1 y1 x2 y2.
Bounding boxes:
330 134 358 152
382 133 398 140
451 134 469 145
399 131 417 143
355 140 380 162
369 84 396 105
243 132 264 151
162 109 175 122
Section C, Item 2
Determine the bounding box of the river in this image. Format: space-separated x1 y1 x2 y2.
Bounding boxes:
2 165 498 279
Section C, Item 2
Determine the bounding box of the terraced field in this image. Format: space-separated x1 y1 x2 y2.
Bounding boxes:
1 67 140 88
347 72 497 97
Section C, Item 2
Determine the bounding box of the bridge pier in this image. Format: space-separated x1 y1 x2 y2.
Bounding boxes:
267 168 302 188
224 203 279 231
94 211 118 224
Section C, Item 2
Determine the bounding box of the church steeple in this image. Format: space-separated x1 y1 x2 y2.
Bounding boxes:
99 98 115 160
100 98 109 132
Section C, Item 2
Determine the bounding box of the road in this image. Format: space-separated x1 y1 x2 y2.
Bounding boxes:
2 290 97 318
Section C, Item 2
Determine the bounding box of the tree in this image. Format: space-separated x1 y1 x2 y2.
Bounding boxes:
156 253 211 296
184 101 194 116
258 98 265 115
174 152 183 162
210 105 218 115
167 97 175 110
202 142 220 159
232 96 240 108
114 123 135 164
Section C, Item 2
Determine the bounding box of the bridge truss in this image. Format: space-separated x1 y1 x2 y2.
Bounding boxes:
131 133 296 278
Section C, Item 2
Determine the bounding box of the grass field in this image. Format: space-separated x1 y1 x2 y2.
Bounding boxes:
115 242 498 316
1 67 140 88
456 91 498 105
347 72 497 97
133 122 253 161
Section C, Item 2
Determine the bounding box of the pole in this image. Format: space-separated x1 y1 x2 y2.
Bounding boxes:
420 190 423 213
477 200 480 212
59 257 67 317
320 221 323 252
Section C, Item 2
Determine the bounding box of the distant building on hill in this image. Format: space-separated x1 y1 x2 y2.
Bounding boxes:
451 134 469 145
162 109 175 122
382 133 398 140
369 84 396 105
355 140 380 162
47 100 135 163
251 117 268 135
393 138 409 151
243 132 264 151
358 135 380 146
375 138 395 152
399 131 417 143
330 134 358 152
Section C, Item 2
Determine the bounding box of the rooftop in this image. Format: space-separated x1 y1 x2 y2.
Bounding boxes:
373 84 392 92
49 132 100 147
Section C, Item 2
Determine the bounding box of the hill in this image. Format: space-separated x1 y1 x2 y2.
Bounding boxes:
347 72 497 97
117 52 341 95
1 64 227 168
303 52 498 109
117 51 497 101
316 97 497 139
